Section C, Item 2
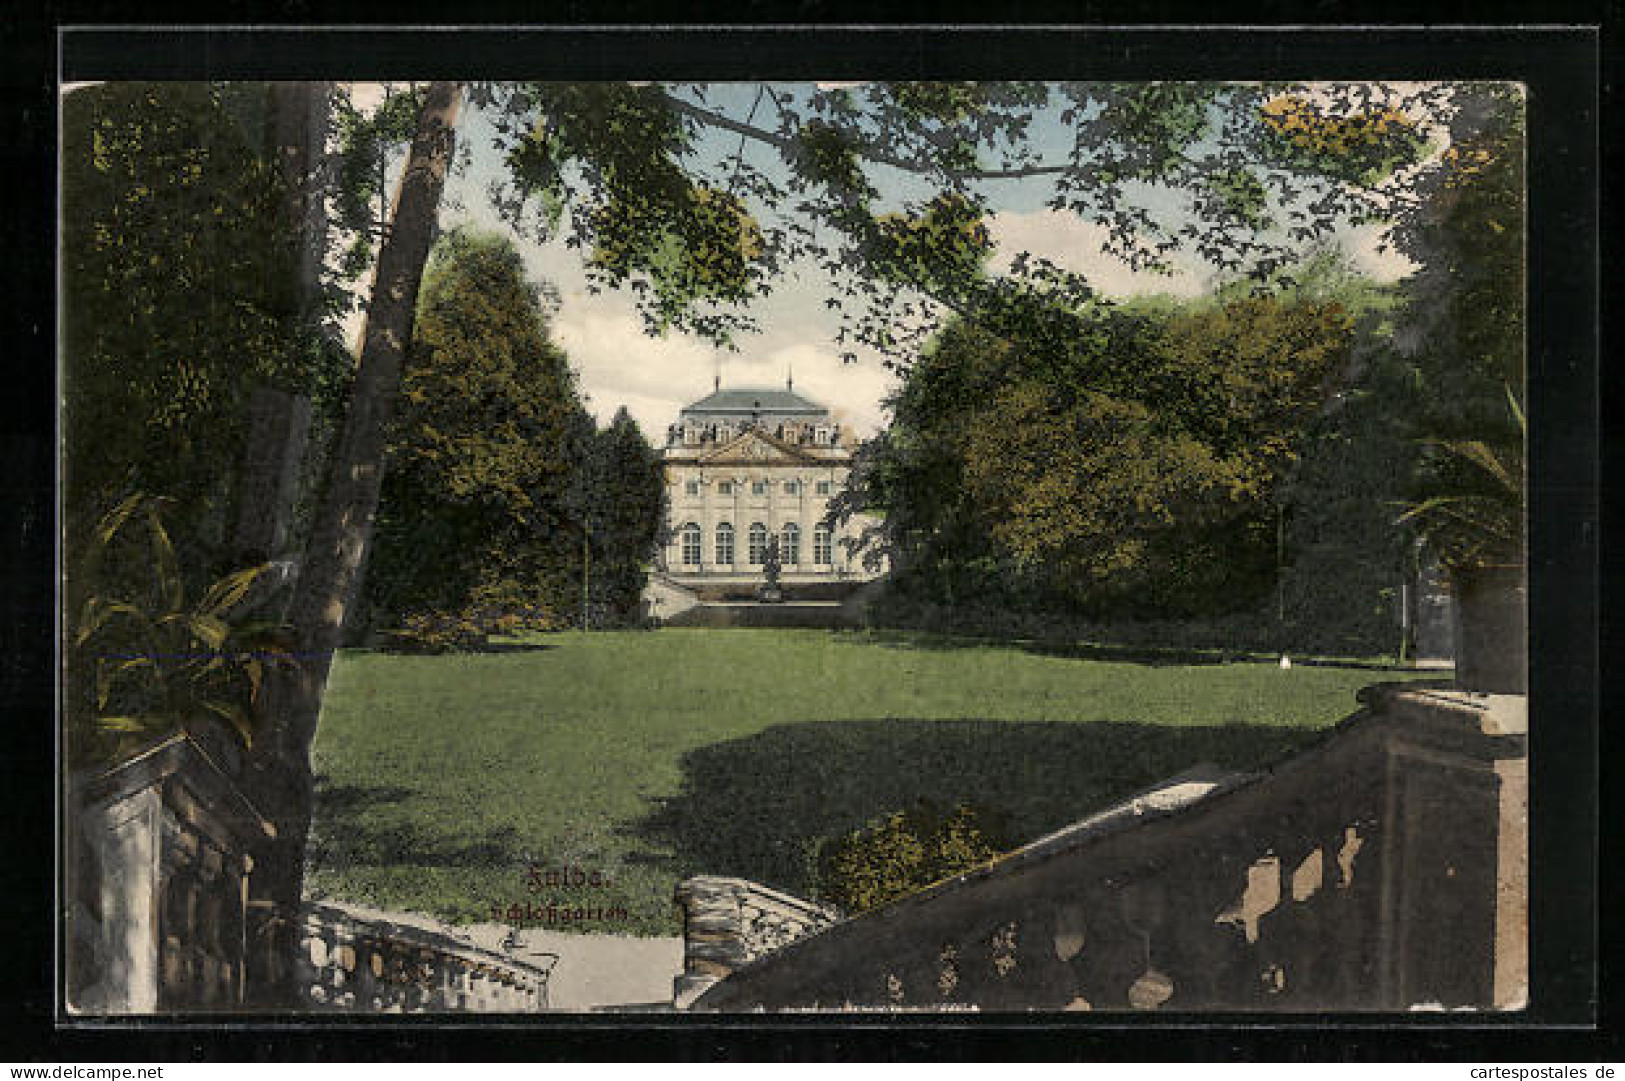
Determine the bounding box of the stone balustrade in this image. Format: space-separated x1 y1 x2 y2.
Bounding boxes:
686 682 1527 1013
294 901 557 1013
66 734 275 1014
66 732 556 1015
672 876 841 1008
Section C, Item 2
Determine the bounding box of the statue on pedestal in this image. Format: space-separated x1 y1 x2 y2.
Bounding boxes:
757 537 784 603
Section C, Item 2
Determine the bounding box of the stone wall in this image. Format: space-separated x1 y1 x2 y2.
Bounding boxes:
672 876 840 1008
66 735 275 1014
66 733 557 1015
643 571 701 624
293 902 555 1013
662 603 863 630
688 683 1527 1013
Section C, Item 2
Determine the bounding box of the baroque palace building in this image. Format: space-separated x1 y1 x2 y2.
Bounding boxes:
657 379 883 595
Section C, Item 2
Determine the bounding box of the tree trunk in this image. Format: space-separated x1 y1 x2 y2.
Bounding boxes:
268 81 335 317
246 82 462 960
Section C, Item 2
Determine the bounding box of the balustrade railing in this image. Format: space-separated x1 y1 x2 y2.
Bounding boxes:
683 683 1527 1012
293 902 556 1013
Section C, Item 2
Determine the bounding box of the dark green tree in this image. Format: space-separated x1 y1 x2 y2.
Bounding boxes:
852 291 1356 622
577 407 666 628
1392 86 1526 571
365 227 595 639
60 83 311 581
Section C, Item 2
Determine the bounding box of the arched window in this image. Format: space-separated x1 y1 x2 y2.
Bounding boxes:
814 525 833 566
715 522 735 565
680 523 702 566
781 523 801 565
747 523 769 565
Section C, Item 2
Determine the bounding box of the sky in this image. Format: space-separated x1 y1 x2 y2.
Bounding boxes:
344 82 1421 440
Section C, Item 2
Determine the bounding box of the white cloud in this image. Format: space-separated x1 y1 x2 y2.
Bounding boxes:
551 303 717 435
993 205 1424 298
988 209 1211 299
756 342 896 437
551 298 896 439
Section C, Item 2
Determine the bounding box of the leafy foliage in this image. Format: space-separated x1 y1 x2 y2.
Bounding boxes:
815 803 1010 915
477 80 1468 366
575 407 667 628
329 84 429 282
1390 87 1526 570
366 228 594 640
853 291 1353 621
66 494 295 767
381 607 528 655
1395 390 1525 570
365 229 666 644
1258 94 1430 188
59 83 323 586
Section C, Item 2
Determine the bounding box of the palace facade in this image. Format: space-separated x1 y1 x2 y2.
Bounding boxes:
657 381 883 593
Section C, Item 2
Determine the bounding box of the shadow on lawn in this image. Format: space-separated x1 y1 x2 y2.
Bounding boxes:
477 641 558 655
629 718 1329 900
308 779 523 870
848 629 1406 671
850 629 1233 667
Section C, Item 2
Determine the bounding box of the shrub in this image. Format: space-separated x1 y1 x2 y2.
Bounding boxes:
66 493 296 767
382 609 495 654
815 803 1010 915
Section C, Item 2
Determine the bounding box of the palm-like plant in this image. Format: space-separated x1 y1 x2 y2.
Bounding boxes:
1391 387 1526 692
1394 387 1525 570
67 493 297 767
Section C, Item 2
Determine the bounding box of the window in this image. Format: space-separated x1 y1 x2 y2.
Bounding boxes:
685 480 701 497
780 523 801 565
814 525 833 565
718 480 734 496
814 427 830 445
752 480 768 496
784 480 800 496
680 523 702 566
747 523 769 565
715 522 735 565
815 480 832 496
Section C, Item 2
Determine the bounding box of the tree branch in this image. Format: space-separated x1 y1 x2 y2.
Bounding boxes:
657 90 1069 183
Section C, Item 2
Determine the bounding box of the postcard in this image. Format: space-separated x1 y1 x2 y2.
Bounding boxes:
57 44 1563 1020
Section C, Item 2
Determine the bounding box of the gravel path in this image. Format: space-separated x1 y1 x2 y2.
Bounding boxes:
464 923 683 1011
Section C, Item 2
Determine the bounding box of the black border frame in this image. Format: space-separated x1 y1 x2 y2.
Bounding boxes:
6 21 1607 1062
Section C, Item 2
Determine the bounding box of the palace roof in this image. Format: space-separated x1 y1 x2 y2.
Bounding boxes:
678 386 828 418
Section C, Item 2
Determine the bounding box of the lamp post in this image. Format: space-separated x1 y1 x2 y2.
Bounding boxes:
581 515 591 634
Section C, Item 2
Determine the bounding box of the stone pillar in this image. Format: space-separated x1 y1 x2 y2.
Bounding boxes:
672 878 747 1008
672 875 839 1009
67 736 275 1014
1359 684 1527 1010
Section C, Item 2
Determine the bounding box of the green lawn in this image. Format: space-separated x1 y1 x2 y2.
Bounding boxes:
306 628 1433 935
